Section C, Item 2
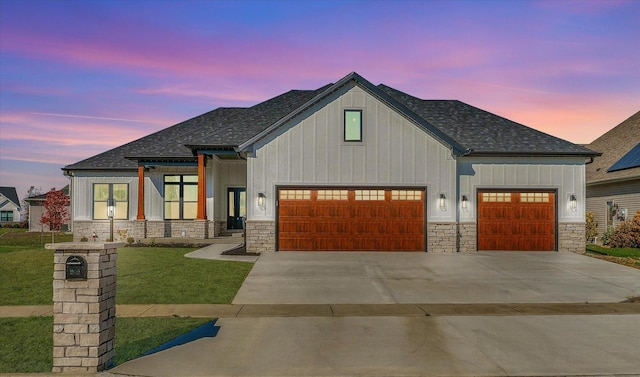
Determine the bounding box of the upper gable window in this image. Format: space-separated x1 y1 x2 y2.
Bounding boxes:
344 110 362 142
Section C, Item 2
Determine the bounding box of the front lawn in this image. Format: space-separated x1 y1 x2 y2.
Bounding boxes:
586 244 640 269
0 316 211 373
0 240 253 305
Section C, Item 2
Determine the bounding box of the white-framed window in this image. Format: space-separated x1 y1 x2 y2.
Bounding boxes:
0 211 13 222
93 183 128 219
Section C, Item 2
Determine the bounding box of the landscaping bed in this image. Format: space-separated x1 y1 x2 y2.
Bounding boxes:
586 244 640 270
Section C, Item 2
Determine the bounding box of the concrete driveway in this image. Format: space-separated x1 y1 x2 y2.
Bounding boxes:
108 251 640 377
233 251 640 304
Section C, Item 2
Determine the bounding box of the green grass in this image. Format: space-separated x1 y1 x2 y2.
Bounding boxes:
0 317 52 373
0 316 211 373
586 244 640 258
117 247 253 304
0 235 253 305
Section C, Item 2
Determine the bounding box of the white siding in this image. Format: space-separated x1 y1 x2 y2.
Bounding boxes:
458 157 587 223
247 85 456 222
210 158 247 221
71 172 138 220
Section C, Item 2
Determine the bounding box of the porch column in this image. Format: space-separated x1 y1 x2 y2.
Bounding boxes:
197 153 207 220
136 166 145 220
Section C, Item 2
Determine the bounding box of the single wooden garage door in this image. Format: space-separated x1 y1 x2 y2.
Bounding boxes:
278 188 425 251
477 191 555 251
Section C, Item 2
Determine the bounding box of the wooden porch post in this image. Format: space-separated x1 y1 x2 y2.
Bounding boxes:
136 165 145 220
197 154 207 220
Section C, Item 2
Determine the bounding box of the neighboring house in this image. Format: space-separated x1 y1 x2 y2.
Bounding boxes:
63 72 598 253
586 111 640 240
0 187 21 223
23 186 71 232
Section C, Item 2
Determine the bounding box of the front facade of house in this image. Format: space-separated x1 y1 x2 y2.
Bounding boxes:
64 73 597 253
0 187 21 223
586 111 640 240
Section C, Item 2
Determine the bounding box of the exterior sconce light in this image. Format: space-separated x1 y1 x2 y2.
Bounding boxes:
258 192 266 209
107 199 115 241
569 194 577 212
461 195 468 212
439 193 446 211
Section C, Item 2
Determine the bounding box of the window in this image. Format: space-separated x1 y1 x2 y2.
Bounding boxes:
279 189 311 200
355 190 385 201
164 175 198 220
317 190 348 200
520 192 550 203
93 183 128 219
0 211 13 222
392 190 422 201
344 110 362 142
482 192 511 202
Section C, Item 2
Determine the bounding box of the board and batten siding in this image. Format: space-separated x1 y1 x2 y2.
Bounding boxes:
457 157 587 223
247 85 456 222
210 158 247 222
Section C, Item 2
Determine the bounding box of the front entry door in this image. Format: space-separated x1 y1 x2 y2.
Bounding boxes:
227 188 246 230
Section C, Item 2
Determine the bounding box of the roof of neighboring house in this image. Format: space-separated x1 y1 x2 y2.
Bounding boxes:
0 187 20 209
24 185 70 202
586 111 640 184
64 72 598 171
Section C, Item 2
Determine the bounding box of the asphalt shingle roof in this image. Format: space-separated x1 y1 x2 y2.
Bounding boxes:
586 111 640 183
64 73 597 171
0 187 20 208
377 84 595 156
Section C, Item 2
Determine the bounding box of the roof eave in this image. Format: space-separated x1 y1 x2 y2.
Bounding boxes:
464 151 601 158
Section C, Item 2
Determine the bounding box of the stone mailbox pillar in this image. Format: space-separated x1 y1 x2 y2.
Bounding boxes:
47 242 123 373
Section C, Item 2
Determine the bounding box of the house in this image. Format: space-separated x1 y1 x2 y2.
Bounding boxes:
23 186 71 232
0 187 21 224
585 111 640 239
63 72 598 253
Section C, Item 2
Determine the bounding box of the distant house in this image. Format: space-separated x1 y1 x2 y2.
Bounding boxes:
63 72 598 253
0 187 21 223
586 111 640 240
23 186 71 232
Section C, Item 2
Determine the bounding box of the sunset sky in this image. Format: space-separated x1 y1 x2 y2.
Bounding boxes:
1 0 639 203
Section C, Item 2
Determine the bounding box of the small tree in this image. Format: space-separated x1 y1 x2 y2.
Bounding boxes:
40 188 70 244
585 211 598 243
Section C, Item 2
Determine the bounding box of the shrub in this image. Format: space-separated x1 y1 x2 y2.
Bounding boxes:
585 211 598 242
127 237 135 245
80 236 88 242
602 227 614 245
608 209 640 248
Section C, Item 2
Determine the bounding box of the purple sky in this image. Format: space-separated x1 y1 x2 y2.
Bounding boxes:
1 0 639 203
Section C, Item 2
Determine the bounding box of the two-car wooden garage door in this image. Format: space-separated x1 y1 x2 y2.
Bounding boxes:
277 188 424 251
477 191 556 251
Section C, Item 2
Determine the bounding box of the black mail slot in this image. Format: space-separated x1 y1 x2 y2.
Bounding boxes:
65 255 87 280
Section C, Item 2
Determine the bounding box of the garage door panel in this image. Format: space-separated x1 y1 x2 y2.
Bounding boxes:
278 188 425 251
478 191 555 251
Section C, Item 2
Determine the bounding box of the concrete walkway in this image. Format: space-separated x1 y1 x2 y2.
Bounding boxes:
184 242 259 262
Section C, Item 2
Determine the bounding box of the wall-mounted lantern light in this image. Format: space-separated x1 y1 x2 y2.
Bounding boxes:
461 195 468 212
107 199 115 241
258 192 266 209
439 193 446 211
569 194 577 212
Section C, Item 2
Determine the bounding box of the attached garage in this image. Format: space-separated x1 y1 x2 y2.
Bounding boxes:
277 188 425 251
477 191 556 251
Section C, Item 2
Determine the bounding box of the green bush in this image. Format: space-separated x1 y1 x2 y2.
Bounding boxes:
585 211 598 242
608 209 640 248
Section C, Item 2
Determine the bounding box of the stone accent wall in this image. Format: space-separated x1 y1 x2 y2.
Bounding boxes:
458 222 477 252
48 242 121 373
558 222 586 253
427 223 457 253
74 220 211 241
246 220 276 253
208 220 222 238
73 220 143 242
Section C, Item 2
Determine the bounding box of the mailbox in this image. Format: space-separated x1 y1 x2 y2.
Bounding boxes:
65 255 87 280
